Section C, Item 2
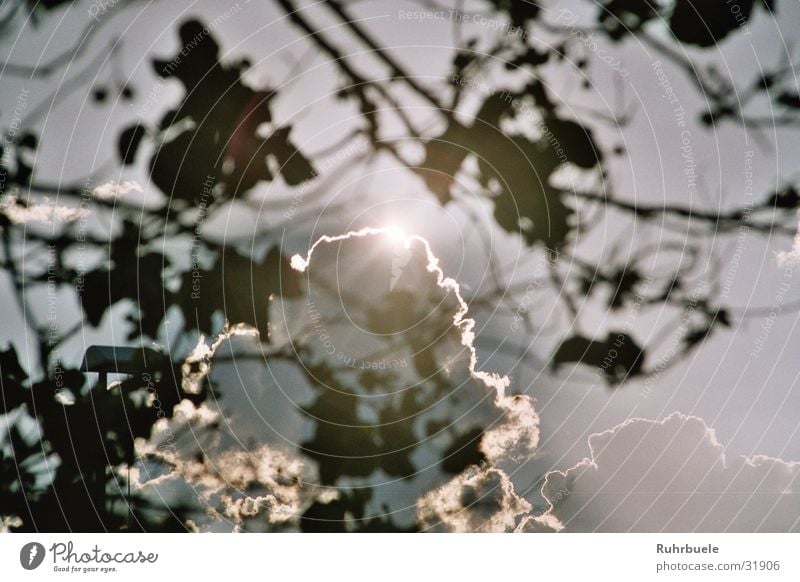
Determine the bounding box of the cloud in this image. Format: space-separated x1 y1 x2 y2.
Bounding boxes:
539 413 800 532
181 323 259 394
141 443 331 531
92 180 143 200
0 181 141 225
290 227 540 464
134 399 335 532
132 323 337 531
514 513 561 532
137 227 545 530
417 466 532 532
0 195 88 224
777 211 800 267
1 515 23 532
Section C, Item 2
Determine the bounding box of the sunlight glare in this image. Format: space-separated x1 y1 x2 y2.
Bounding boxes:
384 224 407 244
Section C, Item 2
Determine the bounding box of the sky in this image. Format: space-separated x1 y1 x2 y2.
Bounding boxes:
1 0 799 531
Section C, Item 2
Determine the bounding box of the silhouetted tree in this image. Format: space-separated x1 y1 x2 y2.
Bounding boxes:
1 0 798 531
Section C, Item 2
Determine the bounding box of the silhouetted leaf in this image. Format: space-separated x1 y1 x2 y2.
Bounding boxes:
480 131 573 248
683 325 712 350
301 379 378 484
546 117 602 169
489 0 540 26
150 131 221 208
299 489 391 532
147 21 316 205
118 124 147 165
506 48 547 70
777 92 800 108
607 268 643 309
264 126 316 186
669 0 755 47
78 221 170 338
178 246 301 338
441 427 486 474
766 186 800 209
552 331 645 385
417 122 473 204
0 345 29 413
598 0 658 40
18 133 37 149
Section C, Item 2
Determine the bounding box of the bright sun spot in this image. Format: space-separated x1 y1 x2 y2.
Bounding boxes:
384 225 406 242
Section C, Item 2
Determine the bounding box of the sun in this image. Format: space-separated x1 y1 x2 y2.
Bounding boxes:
384 224 407 243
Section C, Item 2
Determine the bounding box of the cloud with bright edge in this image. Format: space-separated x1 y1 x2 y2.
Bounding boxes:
538 413 800 532
181 323 259 394
290 227 540 466
1 515 23 532
93 180 143 200
134 389 335 532
135 229 800 533
0 195 88 223
134 228 544 531
417 466 531 532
